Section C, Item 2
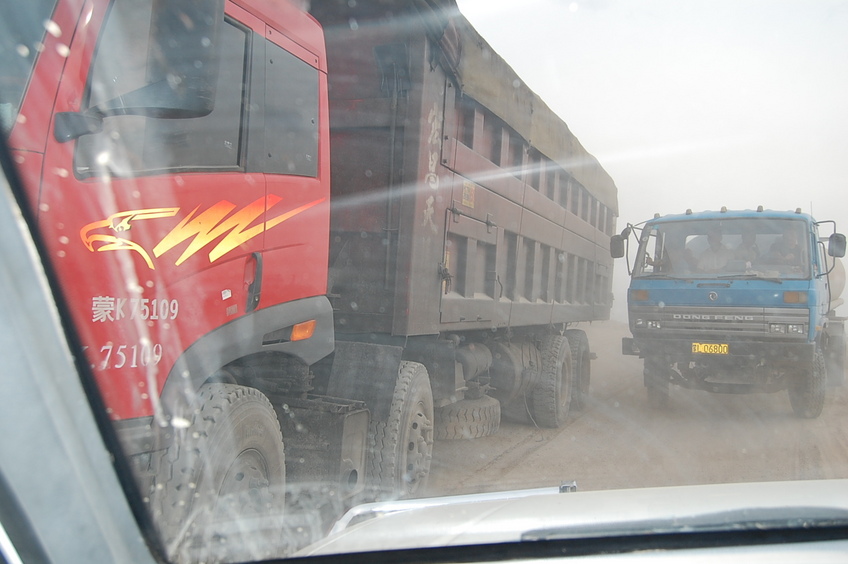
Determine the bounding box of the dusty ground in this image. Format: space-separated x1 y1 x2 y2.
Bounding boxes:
425 320 848 497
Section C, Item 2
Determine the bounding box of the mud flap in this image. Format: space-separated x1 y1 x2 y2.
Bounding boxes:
327 341 404 422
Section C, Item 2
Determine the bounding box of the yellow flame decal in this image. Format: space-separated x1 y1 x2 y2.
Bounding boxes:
79 197 325 269
153 195 325 266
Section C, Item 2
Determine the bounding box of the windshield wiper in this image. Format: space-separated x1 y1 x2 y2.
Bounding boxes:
717 274 783 284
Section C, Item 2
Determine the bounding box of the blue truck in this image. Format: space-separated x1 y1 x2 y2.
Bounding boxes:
611 207 846 418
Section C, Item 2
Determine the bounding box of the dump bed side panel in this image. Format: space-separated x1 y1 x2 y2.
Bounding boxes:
314 1 616 337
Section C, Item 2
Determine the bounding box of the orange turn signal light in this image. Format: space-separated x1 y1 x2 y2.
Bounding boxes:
783 291 807 304
631 289 649 301
291 320 316 341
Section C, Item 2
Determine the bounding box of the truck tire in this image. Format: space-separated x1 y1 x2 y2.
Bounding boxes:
531 334 573 428
434 395 501 440
566 329 591 410
824 327 846 387
152 383 286 564
367 361 434 500
644 356 669 409
788 345 827 418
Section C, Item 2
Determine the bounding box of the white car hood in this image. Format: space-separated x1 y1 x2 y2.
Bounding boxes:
298 479 848 556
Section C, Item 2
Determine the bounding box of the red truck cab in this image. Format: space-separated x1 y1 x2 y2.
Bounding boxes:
9 0 333 423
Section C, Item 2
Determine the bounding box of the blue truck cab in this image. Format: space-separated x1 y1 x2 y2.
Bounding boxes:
610 207 847 418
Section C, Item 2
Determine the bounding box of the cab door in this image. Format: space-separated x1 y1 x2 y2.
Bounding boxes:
35 0 267 420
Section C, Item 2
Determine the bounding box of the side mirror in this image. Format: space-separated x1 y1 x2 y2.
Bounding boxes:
828 233 846 258
53 112 103 143
610 234 626 259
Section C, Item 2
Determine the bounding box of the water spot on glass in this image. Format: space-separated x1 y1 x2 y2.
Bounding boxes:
145 280 154 288
350 301 359 311
348 17 359 31
364 169 373 178
52 167 69 178
56 43 70 57
96 151 110 165
57 250 66 258
14 155 25 164
15 44 30 57
512 79 521 88
39 203 49 212
171 417 191 429
140 393 149 400
58 235 69 245
16 114 27 125
44 20 61 38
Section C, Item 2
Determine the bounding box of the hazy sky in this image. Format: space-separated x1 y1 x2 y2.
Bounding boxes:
456 0 848 319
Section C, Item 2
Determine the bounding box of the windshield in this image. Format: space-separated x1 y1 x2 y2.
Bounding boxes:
2 0 848 563
0 0 57 132
634 218 812 279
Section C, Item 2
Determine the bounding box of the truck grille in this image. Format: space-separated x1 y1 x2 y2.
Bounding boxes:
630 305 808 340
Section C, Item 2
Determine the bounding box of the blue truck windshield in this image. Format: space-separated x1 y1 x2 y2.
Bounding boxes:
634 218 811 280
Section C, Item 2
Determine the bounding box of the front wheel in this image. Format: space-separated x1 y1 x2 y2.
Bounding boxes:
151 383 286 564
788 345 826 418
367 361 434 500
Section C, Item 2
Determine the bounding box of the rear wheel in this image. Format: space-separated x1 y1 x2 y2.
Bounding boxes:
151 383 286 564
788 345 826 418
531 334 573 428
566 329 591 410
367 361 434 500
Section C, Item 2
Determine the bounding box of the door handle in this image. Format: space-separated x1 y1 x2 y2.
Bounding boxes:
245 252 263 313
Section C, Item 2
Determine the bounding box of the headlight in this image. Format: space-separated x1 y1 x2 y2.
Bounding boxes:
647 320 662 329
787 324 806 334
769 324 786 334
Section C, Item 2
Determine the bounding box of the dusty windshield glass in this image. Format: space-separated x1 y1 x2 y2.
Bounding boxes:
2 0 848 563
0 0 57 132
635 218 812 279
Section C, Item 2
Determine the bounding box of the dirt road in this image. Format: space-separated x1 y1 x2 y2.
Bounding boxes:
425 321 848 497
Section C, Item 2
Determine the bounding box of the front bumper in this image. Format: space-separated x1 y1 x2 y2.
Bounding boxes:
623 336 815 366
